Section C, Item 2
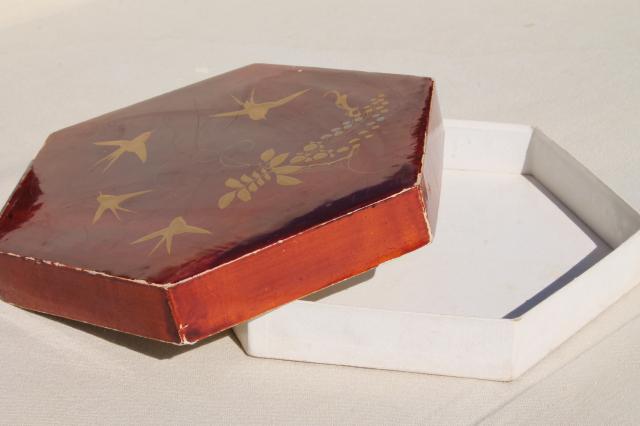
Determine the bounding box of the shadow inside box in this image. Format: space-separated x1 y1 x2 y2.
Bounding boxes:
297 172 612 321
503 175 612 319
34 311 241 360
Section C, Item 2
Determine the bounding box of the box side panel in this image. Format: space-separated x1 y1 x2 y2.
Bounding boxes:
525 128 640 248
442 120 533 173
421 85 445 235
169 187 430 344
513 231 640 377
234 303 516 381
0 254 180 343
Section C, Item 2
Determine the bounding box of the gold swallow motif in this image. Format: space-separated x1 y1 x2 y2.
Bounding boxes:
92 190 151 224
324 90 359 117
213 88 309 120
217 92 390 209
131 216 211 255
93 131 152 172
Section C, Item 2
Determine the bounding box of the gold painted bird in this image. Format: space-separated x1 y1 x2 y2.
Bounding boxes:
213 88 309 120
94 131 152 172
324 90 359 117
131 216 211 255
92 190 151 224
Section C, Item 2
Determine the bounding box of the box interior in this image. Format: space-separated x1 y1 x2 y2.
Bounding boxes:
305 169 611 319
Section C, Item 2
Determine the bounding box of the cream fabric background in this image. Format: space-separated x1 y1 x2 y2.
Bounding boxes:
1 1 639 424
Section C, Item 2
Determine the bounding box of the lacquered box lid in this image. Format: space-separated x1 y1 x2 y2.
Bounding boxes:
0 64 444 344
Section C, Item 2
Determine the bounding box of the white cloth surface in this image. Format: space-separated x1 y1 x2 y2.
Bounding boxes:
0 1 639 424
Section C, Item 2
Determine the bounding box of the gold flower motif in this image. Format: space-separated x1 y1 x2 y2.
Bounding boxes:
217 92 389 209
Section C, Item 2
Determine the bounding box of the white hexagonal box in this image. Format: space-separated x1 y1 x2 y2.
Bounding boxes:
234 120 640 381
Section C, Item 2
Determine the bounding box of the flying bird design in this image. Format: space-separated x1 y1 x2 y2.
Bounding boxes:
92 190 151 224
93 131 152 172
131 216 211 255
324 90 359 117
213 88 309 120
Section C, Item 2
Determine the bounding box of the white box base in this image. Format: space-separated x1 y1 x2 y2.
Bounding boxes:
233 120 640 381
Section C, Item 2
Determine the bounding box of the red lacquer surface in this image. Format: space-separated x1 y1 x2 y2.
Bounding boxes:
0 64 442 343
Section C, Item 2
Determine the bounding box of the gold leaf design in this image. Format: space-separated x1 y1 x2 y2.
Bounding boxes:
276 175 302 186
218 191 236 209
313 152 328 160
216 92 389 209
225 178 244 189
270 153 289 167
237 188 251 202
252 171 265 185
271 165 302 175
260 149 275 162
218 149 303 208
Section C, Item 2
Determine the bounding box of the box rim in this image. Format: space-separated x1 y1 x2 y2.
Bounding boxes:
234 119 640 380
291 120 640 323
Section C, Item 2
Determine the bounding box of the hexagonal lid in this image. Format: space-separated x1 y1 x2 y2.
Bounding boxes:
0 64 443 343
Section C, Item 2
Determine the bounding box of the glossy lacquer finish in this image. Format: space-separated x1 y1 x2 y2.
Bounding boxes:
0 64 442 343
0 64 432 283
